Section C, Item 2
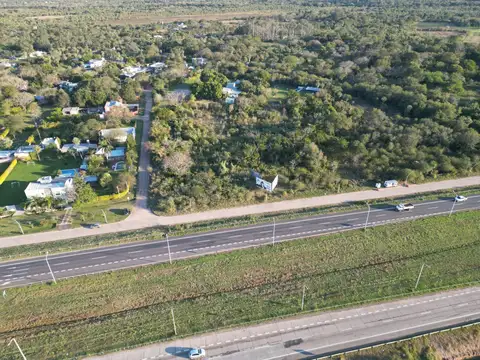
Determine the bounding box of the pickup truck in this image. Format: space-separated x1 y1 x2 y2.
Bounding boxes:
396 203 414 212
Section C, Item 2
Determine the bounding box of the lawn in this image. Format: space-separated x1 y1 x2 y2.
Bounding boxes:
1 210 479 359
266 83 295 102
0 153 80 206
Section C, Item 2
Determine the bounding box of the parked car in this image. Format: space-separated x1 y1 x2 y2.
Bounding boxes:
189 348 206 359
122 208 130 215
383 180 398 188
454 195 468 202
396 203 414 212
87 223 101 229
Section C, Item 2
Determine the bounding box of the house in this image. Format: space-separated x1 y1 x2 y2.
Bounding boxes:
61 143 97 154
29 51 47 58
84 58 106 69
296 86 320 93
148 62 167 73
0 150 14 160
14 146 38 159
153 35 163 39
58 81 79 93
192 57 207 66
0 61 12 68
223 80 242 104
121 66 147 79
104 100 124 113
24 177 74 201
41 137 61 150
99 127 135 143
96 147 125 162
62 107 80 115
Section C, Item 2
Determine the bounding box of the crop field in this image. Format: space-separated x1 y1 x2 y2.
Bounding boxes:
1 210 479 359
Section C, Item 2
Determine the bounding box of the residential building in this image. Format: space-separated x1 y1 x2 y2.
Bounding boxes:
0 150 14 160
58 81 79 93
296 86 320 93
24 177 74 200
96 147 125 162
121 66 147 79
223 80 242 104
192 57 207 66
60 143 97 154
62 107 80 116
41 137 61 150
84 58 106 69
104 100 124 113
29 51 47 58
148 62 167 73
99 127 135 143
14 146 38 159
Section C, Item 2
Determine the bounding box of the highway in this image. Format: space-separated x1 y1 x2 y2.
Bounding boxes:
1 195 480 289
86 286 480 360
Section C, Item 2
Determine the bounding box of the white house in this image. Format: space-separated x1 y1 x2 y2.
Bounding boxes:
121 66 147 78
84 58 106 69
41 137 61 150
62 107 80 115
29 51 47 58
192 57 207 66
223 80 242 104
99 127 135 143
61 143 97 153
0 150 14 160
14 146 38 159
24 177 74 201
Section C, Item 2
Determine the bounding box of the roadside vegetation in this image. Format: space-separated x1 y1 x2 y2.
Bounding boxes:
1 185 479 260
1 210 479 359
341 324 480 360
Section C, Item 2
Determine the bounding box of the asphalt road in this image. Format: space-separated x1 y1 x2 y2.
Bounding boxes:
1 195 480 288
86 286 480 360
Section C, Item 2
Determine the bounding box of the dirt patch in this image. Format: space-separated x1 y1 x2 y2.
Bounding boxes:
25 15 67 20
418 29 464 37
107 10 280 25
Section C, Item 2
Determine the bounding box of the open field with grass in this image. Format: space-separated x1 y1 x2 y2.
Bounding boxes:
0 154 79 207
266 83 295 102
344 323 480 360
1 210 479 359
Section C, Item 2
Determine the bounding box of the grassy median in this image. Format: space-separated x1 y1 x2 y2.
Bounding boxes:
1 211 480 359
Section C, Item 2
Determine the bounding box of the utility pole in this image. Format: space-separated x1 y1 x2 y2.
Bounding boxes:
13 220 24 235
414 263 426 290
450 197 457 217
9 338 27 360
45 252 57 284
166 234 172 264
171 308 177 335
272 218 276 245
101 209 108 223
301 285 306 311
364 202 371 231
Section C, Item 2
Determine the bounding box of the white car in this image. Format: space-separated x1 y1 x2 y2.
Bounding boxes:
189 348 206 359
455 195 468 202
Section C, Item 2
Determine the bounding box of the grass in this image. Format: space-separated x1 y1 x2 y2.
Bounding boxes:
1 184 480 260
344 323 480 359
266 83 295 102
1 211 480 359
0 153 80 206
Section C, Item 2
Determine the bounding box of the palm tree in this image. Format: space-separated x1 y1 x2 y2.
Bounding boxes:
98 138 113 156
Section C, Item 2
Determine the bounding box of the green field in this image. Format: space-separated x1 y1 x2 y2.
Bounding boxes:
1 210 479 359
266 83 294 102
0 154 79 206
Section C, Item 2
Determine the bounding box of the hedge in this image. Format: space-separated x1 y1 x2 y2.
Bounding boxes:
0 128 9 139
0 159 18 185
96 185 130 202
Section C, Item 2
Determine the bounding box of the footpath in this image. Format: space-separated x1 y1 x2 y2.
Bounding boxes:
1 174 480 249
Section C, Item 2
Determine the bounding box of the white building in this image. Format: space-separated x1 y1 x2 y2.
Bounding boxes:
14 146 38 159
84 58 106 69
29 51 47 58
223 81 242 104
24 177 74 200
99 127 135 143
121 66 147 78
41 137 61 150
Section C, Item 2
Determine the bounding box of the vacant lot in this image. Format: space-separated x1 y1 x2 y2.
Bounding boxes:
0 154 79 206
1 210 479 359
107 10 281 25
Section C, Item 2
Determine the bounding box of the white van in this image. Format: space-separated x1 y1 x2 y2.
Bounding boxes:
383 180 398 188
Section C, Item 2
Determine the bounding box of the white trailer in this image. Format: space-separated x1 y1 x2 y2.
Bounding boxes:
383 180 398 188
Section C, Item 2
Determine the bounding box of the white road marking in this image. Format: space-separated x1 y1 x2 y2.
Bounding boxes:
289 226 302 230
228 235 242 239
92 256 107 260
428 207 438 210
197 239 211 243
54 262 70 266
128 250 143 254
347 218 359 221
12 268 29 272
375 214 386 217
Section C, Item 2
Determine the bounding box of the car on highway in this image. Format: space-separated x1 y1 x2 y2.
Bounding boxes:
87 223 101 229
189 348 206 359
395 203 414 212
454 195 468 202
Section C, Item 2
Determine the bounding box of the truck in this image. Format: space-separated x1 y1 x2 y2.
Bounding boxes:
383 180 398 188
396 203 414 212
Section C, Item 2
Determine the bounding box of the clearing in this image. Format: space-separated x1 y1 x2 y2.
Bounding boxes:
1 210 479 359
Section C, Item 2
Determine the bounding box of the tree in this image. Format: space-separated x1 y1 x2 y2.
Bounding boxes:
0 138 13 149
3 115 26 137
100 172 113 188
163 151 193 175
56 89 71 108
87 155 105 175
73 175 97 205
72 137 81 145
115 171 136 192
34 145 42 161
12 92 34 110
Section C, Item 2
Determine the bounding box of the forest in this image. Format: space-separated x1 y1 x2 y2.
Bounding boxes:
0 0 479 213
